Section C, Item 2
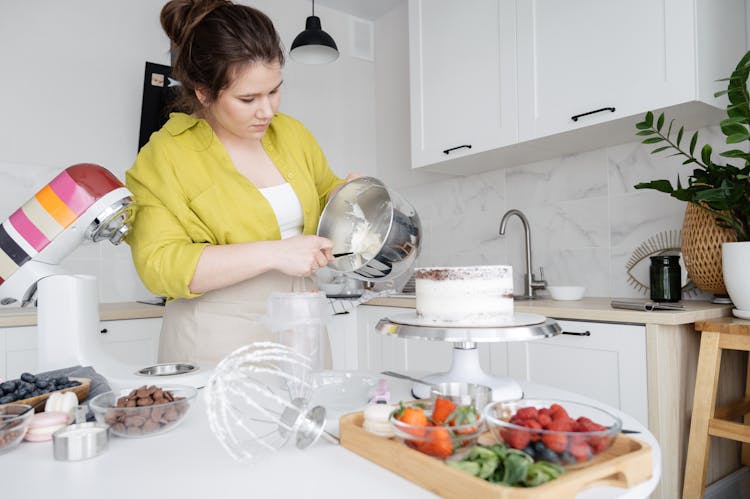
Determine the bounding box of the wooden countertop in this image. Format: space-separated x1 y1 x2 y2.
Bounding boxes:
364 295 732 325
0 301 165 327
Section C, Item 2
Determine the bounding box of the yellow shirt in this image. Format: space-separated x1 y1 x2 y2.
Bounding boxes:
125 112 342 299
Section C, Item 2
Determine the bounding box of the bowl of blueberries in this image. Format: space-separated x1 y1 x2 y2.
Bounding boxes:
0 372 88 408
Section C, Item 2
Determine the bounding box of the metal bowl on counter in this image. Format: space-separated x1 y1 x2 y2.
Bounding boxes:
317 176 421 283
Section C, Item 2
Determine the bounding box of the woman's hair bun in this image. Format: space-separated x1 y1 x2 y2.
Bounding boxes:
160 0 230 48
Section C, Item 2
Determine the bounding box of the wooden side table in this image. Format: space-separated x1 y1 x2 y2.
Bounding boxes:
683 318 750 498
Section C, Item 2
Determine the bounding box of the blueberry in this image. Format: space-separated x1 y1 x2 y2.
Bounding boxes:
20 372 36 383
1 381 17 392
522 444 537 459
35 379 50 390
67 380 81 388
0 394 16 404
53 377 69 386
560 450 577 465
15 389 30 399
532 441 547 453
30 389 43 397
536 445 562 464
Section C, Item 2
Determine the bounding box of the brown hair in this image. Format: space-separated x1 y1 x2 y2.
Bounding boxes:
160 0 285 114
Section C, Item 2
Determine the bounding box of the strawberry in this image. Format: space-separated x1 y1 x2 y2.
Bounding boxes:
394 403 428 437
516 406 539 420
550 403 570 421
422 426 453 458
505 428 531 450
538 412 552 427
522 419 543 441
542 432 567 453
569 440 592 462
547 418 574 433
589 435 611 454
431 397 456 425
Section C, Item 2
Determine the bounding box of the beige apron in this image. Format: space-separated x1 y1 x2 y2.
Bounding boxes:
158 271 331 367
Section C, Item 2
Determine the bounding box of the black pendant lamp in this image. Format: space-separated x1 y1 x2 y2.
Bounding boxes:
290 0 339 64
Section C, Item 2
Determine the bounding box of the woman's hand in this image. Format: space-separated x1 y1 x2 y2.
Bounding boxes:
329 173 364 198
274 235 334 276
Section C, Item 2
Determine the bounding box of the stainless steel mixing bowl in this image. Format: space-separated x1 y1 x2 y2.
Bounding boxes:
317 177 421 282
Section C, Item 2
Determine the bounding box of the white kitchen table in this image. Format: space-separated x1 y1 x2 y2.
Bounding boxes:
1 379 660 499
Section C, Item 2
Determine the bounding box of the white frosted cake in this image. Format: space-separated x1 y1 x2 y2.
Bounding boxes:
414 265 514 324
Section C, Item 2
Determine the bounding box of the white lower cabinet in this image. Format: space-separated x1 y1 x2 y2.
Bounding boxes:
0 318 162 380
3 326 38 381
336 307 648 427
96 318 161 367
507 319 648 426
326 310 359 371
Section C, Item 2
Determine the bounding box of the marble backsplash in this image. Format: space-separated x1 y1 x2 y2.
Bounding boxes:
400 125 728 300
0 124 729 304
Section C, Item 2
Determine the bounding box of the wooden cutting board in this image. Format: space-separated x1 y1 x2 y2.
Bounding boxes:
1 377 91 412
339 412 653 499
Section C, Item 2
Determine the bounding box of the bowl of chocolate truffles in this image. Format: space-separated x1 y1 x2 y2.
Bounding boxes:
89 384 196 438
0 404 33 454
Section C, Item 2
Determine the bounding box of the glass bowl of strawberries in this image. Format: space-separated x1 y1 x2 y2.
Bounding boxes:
389 397 485 460
484 399 622 467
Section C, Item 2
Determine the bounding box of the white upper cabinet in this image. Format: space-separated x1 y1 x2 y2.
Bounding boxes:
408 0 518 169
516 0 743 141
407 0 747 174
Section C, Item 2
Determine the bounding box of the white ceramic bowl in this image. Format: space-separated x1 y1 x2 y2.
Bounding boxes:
547 286 585 301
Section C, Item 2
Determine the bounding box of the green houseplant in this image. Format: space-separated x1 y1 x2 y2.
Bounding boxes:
633 50 750 242
634 49 750 310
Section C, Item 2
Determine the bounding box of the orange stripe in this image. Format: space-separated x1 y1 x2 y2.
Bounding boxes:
35 185 77 227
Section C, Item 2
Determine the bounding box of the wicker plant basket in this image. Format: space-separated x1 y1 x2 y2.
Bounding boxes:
681 203 736 295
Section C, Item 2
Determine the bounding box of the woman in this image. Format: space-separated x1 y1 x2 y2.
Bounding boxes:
126 0 355 365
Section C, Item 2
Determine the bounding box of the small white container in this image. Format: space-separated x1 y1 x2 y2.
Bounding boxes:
547 285 586 301
52 422 109 461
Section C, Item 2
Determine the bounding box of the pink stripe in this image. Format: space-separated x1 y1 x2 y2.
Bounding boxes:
48 170 95 215
9 209 49 251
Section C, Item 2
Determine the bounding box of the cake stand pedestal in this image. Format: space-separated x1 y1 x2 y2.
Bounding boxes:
374 316 560 401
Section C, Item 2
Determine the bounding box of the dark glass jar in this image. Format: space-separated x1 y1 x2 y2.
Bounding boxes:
650 255 682 302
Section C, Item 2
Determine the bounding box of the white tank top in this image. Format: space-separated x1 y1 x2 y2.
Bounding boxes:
258 182 303 239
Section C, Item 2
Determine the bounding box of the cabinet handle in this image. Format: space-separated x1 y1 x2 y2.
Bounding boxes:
443 144 472 155
561 330 591 336
100 328 108 334
571 107 616 122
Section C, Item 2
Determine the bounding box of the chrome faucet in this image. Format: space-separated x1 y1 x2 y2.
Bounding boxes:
498 209 547 300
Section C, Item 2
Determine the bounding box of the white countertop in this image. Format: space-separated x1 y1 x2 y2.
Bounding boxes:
1 378 660 499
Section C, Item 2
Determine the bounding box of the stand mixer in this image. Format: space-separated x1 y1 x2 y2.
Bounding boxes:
0 163 209 390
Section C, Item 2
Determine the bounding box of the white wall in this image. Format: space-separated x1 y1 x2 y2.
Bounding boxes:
0 0 377 303
1 1 743 304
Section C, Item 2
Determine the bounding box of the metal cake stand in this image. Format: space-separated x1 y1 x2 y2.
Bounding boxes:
374 315 561 401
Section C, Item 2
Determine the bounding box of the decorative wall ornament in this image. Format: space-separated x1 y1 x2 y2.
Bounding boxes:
625 230 698 297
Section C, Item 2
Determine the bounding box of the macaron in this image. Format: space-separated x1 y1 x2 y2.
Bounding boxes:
24 411 69 442
363 403 395 437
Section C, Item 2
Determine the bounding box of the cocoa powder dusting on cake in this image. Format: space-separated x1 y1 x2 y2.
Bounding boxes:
415 265 511 281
